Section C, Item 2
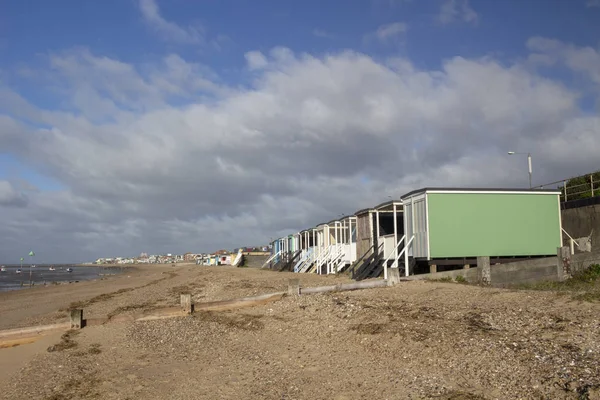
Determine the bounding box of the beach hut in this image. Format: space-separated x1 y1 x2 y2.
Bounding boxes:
400 187 563 274
267 234 303 271
373 200 405 278
350 201 404 280
325 216 357 273
281 233 302 271
312 222 330 274
354 208 376 262
268 237 285 269
301 217 358 275
293 228 317 273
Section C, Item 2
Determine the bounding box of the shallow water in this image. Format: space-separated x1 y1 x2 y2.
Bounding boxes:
0 265 126 292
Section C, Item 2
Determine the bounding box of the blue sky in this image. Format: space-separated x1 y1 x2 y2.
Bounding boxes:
3 0 598 81
0 0 599 262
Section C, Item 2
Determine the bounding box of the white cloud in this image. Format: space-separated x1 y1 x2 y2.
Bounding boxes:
245 51 269 70
376 22 408 41
364 22 408 45
138 0 203 44
586 0 600 7
527 37 600 85
0 181 28 208
371 0 413 7
438 0 479 25
30 48 226 120
1 40 600 262
312 29 334 39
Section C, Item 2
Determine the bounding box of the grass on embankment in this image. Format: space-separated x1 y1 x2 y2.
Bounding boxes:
515 264 600 302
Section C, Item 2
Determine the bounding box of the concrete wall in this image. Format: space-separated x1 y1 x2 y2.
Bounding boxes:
561 203 599 252
242 254 270 268
408 248 600 287
490 257 558 287
406 267 479 283
572 251 600 274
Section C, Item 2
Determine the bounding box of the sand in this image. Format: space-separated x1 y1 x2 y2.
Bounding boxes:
0 264 599 399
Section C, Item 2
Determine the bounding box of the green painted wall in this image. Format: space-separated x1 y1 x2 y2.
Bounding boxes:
427 193 561 258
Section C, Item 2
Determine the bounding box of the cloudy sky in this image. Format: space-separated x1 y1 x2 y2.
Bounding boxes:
0 0 599 263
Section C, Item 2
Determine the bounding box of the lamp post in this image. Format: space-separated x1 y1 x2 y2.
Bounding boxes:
508 151 532 188
28 250 35 286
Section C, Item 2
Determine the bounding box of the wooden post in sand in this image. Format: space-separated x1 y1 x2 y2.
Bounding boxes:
180 294 193 314
387 267 400 286
288 279 300 296
70 309 83 329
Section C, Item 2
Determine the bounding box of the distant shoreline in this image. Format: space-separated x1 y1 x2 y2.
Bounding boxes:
73 263 136 268
1 262 200 268
73 263 191 268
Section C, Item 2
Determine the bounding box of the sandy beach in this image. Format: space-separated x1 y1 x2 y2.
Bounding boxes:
1 264 599 399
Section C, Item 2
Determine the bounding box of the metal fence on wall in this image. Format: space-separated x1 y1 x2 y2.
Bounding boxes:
535 170 600 202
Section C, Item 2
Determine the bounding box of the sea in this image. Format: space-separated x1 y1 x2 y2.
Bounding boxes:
0 265 127 292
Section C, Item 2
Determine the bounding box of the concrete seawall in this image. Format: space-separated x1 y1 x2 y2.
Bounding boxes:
561 201 599 252
241 254 270 268
406 248 600 287
490 257 558 287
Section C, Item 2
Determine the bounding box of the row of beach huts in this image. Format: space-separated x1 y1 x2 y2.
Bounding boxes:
265 187 565 280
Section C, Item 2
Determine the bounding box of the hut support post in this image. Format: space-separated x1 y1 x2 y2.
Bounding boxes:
557 246 571 281
393 203 398 269
404 237 410 277
376 210 383 279
334 222 339 274
476 256 491 285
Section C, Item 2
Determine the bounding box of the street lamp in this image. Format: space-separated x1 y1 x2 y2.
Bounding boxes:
28 250 35 287
508 151 532 188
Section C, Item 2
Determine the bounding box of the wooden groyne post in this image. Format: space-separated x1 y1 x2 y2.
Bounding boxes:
288 279 300 296
180 294 193 314
70 309 83 329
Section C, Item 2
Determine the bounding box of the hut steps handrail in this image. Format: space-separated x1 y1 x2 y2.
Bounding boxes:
300 252 317 272
280 250 302 271
382 235 406 269
348 242 381 276
262 250 281 268
297 249 316 273
316 247 333 274
298 250 314 273
397 235 415 264
328 245 345 273
348 243 376 273
382 235 415 278
335 245 348 272
294 248 312 273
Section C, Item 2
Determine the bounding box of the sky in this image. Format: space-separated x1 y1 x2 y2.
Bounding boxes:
0 0 599 263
